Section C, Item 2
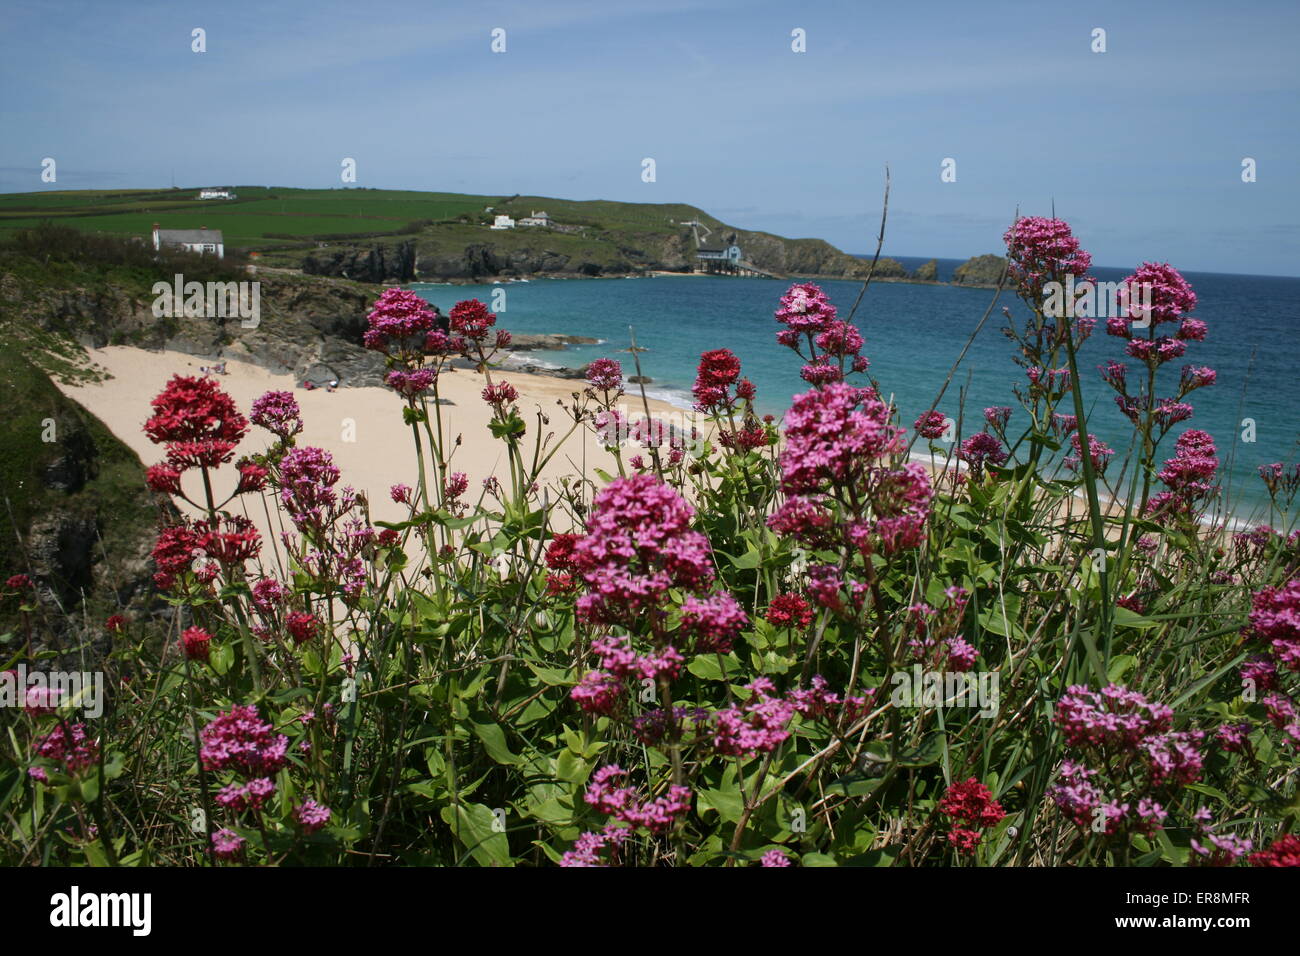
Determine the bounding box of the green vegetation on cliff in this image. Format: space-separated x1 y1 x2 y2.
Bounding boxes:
0 342 159 637
952 253 1009 287
0 186 903 283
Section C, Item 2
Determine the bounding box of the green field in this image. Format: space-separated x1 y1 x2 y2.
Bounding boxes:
0 186 719 250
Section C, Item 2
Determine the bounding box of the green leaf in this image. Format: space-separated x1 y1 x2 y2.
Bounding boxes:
1112 606 1159 630
697 786 744 823
1107 654 1137 683
688 654 737 681
526 664 573 687
471 722 520 766
897 732 945 767
441 803 514 867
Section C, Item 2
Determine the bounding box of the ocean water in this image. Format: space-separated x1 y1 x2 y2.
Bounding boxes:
411 266 1300 520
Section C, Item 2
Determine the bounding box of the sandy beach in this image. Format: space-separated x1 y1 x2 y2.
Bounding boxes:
55 346 696 544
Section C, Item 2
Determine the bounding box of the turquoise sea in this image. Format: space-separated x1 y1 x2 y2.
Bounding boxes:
412 261 1300 522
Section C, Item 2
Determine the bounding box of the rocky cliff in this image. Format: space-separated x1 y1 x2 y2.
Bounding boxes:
952 254 1009 288
278 220 904 283
302 240 416 282
2 268 392 388
0 347 163 646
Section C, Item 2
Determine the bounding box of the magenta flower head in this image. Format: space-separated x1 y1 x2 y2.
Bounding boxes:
211 828 245 861
957 432 1007 479
1003 216 1092 294
482 381 519 408
679 590 748 653
385 368 436 401
585 358 624 393
1120 262 1197 328
914 410 948 440
449 299 497 341
249 390 303 441
1064 433 1115 474
779 383 904 495
693 348 743 410
1247 578 1300 673
570 474 714 627
364 288 436 355
775 282 837 334
984 406 1012 430
294 800 332 834
199 704 289 779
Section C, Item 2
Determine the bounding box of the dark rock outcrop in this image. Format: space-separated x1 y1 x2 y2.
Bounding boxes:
912 259 938 282
952 254 1009 288
507 333 601 351
302 241 416 282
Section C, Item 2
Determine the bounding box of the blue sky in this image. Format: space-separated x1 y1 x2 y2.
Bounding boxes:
2 0 1298 274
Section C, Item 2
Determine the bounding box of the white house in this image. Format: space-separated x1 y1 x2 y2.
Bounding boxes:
197 188 236 200
152 223 224 258
489 214 516 230
518 210 553 228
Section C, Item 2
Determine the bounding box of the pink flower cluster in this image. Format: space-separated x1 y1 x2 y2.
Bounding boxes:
779 383 902 492
913 410 948 440
583 765 692 834
1055 684 1173 750
1100 263 1212 437
1238 580 1300 749
678 590 749 653
1247 578 1300 672
906 586 976 671
569 634 685 715
249 390 303 441
1113 262 1198 330
363 288 436 355
558 823 631 867
569 475 716 628
278 445 343 531
957 432 1008 480
711 677 797 757
1146 429 1219 522
938 778 1006 855
773 283 869 384
33 722 100 776
585 358 623 394
787 674 872 724
1003 216 1092 293
1064 432 1115 474
1258 462 1300 505
1051 684 1206 835
216 776 275 812
199 705 289 779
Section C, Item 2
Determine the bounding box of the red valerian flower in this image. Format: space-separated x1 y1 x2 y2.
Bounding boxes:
180 626 212 661
363 288 436 354
449 299 497 341
192 514 261 567
145 375 248 446
286 611 321 646
146 463 183 495
766 593 814 629
585 358 623 393
938 778 1007 856
914 410 948 440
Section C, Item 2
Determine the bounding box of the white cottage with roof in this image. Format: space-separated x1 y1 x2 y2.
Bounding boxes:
152 223 224 258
